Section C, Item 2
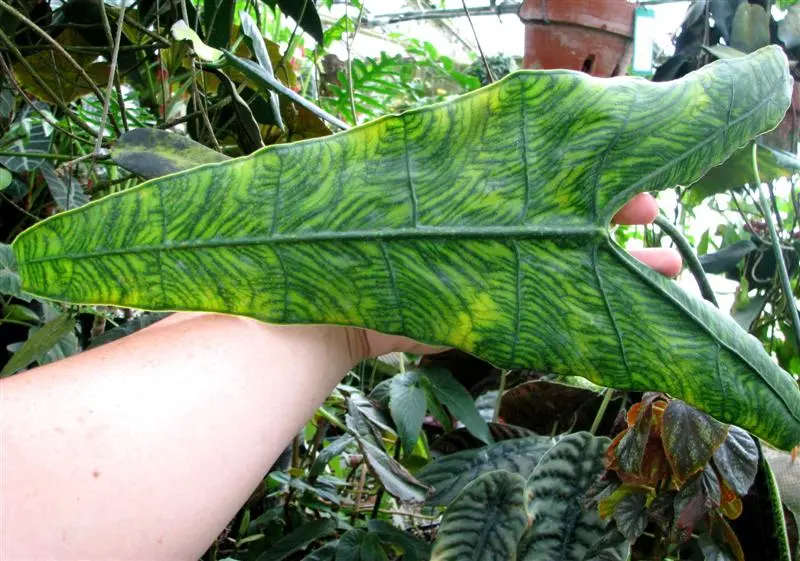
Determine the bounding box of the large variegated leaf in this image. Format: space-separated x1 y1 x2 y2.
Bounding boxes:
518 432 628 561
416 436 556 506
430 470 529 561
11 46 800 449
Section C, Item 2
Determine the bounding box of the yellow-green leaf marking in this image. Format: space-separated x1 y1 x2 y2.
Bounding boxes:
13 46 800 449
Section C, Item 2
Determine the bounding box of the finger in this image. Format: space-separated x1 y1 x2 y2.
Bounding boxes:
612 193 659 225
629 248 683 277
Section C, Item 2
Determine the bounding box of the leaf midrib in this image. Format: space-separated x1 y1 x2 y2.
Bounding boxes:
19 224 607 265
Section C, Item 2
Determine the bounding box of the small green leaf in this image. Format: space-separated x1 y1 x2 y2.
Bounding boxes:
1 313 75 377
430 471 528 561
389 372 427 455
170 20 223 62
662 400 729 486
255 518 337 561
309 435 355 479
518 432 627 561
713 426 758 496
0 166 11 191
423 368 492 446
111 128 230 179
416 436 555 506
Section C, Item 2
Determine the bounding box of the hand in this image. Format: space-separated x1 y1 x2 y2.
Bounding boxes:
353 193 682 359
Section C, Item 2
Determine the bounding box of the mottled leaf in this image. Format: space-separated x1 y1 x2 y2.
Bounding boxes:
0 119 51 172
111 128 229 179
389 371 427 455
1 313 75 377
40 163 89 211
518 432 628 561
713 426 758 497
662 400 729 486
430 470 528 561
417 435 555 506
674 466 721 540
12 47 800 449
255 518 337 561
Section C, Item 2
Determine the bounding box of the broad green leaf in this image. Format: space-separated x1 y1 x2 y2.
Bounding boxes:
269 0 324 44
518 432 628 561
421 368 492 446
731 3 771 53
685 143 800 206
612 492 648 542
111 129 230 179
255 518 337 561
12 47 800 449
430 470 528 561
1 313 75 377
713 426 758 497
662 400 729 486
416 435 555 506
389 371 427 455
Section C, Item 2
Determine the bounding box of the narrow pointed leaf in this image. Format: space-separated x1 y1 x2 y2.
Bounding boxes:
518 432 628 561
422 368 492 446
1 313 75 377
430 470 528 561
12 46 800 449
416 435 555 506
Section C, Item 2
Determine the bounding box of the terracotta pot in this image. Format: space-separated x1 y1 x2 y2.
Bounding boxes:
519 0 636 76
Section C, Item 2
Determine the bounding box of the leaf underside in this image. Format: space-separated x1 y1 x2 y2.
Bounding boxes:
12 46 800 449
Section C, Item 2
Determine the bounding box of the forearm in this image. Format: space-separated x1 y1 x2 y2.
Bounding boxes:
1 313 361 560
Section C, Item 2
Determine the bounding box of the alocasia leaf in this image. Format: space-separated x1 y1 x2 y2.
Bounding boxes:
430 470 528 561
11 46 800 449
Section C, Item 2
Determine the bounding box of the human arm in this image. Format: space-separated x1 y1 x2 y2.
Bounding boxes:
0 194 678 560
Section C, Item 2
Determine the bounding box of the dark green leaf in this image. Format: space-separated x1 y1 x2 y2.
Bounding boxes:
417 436 555 506
255 518 337 561
699 240 757 275
111 128 229 179
13 47 800 450
309 435 355 479
269 0 323 44
356 437 429 503
301 541 339 561
1 313 75 377
203 0 235 48
389 371 427 455
359 533 387 561
518 432 627 561
422 368 492 445
367 520 430 561
0 243 31 301
713 426 758 496
731 3 770 53
698 535 736 561
430 471 528 561
662 400 729 486
336 529 365 561
211 69 265 153
612 492 649 542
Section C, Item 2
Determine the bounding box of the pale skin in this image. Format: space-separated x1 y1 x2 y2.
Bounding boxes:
0 194 681 560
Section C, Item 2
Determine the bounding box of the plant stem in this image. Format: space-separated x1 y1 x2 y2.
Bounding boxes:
589 388 613 435
654 215 719 308
752 144 800 351
92 0 128 160
493 369 509 423
0 151 73 161
461 0 494 83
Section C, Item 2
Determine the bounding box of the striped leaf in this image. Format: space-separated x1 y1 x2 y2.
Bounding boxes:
518 432 628 561
430 470 529 561
11 46 800 449
417 436 555 506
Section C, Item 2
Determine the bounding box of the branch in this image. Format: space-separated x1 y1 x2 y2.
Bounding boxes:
363 2 521 26
752 144 800 350
654 214 719 308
